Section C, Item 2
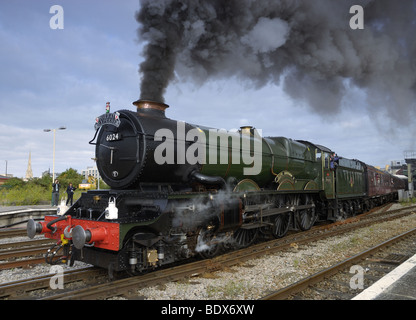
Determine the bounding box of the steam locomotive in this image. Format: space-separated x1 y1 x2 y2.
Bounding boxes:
27 100 405 276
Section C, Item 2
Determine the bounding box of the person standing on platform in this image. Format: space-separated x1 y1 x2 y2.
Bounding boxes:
66 183 76 206
52 179 60 206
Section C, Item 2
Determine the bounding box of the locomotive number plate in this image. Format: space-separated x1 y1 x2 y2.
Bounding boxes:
106 133 121 142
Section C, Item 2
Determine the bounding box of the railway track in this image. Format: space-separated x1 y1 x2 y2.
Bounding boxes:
37 204 416 300
0 238 56 270
0 266 106 299
0 238 53 250
261 227 416 300
0 228 27 239
1 203 414 299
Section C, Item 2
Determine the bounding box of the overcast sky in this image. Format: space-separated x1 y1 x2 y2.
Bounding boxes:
0 1 415 179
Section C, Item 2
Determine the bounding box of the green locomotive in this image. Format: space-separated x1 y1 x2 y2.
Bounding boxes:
27 101 404 274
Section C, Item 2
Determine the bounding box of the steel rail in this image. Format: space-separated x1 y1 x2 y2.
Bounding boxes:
260 227 416 300
0 266 103 299
0 244 53 260
42 206 415 300
0 238 54 250
0 228 27 239
0 257 47 270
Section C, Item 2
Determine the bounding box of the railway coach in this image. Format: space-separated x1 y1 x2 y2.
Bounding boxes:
363 164 403 209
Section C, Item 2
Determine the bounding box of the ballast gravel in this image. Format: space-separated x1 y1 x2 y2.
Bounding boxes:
1 204 415 300
134 204 416 300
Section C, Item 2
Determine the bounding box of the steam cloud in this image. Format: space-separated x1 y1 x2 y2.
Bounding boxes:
136 0 416 125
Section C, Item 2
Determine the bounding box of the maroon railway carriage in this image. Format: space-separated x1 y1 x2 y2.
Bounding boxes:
363 164 405 208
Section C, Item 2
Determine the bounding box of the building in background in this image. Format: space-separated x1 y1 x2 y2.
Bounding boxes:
24 151 33 181
388 159 407 174
81 166 99 180
0 175 11 186
404 151 416 195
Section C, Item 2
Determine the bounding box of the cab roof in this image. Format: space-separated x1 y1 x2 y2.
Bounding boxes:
296 140 333 153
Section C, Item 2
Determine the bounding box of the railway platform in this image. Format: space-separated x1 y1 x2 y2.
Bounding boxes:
0 205 56 228
0 205 54 214
353 253 416 300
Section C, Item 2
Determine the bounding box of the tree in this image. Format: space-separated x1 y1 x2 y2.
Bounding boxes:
57 168 84 189
1 177 25 189
28 175 51 190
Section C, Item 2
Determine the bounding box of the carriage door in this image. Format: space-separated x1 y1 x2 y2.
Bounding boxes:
323 152 335 199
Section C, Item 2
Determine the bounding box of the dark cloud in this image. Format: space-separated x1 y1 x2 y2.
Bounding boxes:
136 0 416 123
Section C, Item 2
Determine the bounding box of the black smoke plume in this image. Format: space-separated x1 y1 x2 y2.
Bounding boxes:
136 0 416 124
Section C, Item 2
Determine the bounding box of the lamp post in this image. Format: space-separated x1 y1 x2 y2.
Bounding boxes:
91 157 100 190
44 126 66 182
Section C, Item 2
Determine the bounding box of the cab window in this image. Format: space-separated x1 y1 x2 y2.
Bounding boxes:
316 150 322 161
324 153 330 169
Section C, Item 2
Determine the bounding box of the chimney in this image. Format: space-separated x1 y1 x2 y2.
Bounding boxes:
133 100 169 117
240 125 255 135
